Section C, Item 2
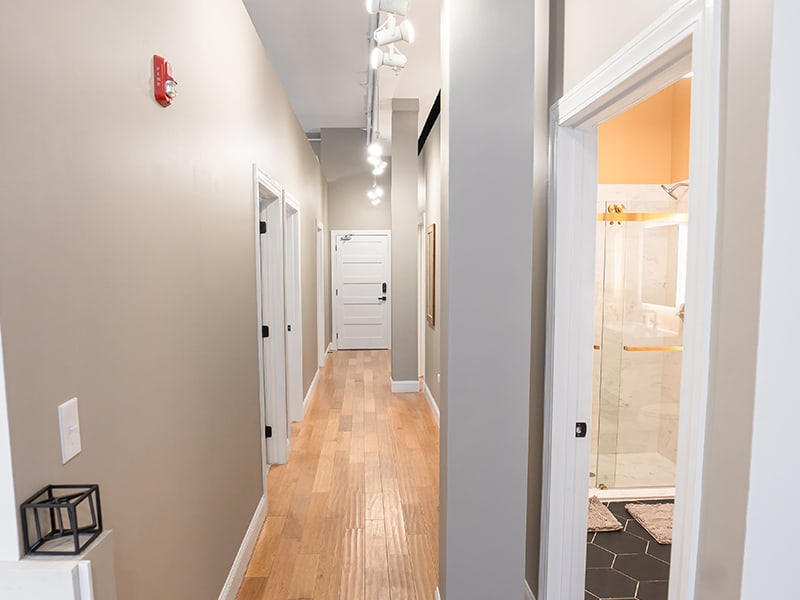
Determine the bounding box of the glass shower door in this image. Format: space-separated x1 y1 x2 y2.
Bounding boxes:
593 193 688 490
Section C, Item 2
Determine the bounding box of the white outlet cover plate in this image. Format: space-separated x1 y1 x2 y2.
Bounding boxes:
58 397 81 464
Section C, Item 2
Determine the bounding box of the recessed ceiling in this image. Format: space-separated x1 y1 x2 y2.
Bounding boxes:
242 0 440 143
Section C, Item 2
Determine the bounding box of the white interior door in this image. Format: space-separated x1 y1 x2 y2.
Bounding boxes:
255 171 288 467
283 194 303 425
332 231 391 350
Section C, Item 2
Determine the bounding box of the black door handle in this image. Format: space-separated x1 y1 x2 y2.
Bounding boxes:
378 296 387 301
382 282 387 293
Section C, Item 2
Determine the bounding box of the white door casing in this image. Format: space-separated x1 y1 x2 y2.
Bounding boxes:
283 192 303 425
331 231 391 350
254 166 288 468
540 1 722 599
316 220 326 368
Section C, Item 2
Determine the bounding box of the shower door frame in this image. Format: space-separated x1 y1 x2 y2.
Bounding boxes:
539 1 723 599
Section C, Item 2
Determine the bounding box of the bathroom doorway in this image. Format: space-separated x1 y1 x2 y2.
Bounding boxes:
585 79 691 600
539 4 724 599
591 78 691 496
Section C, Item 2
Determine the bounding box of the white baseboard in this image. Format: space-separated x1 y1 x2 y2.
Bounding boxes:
525 579 536 600
218 495 268 600
303 368 320 416
326 342 335 354
435 587 441 600
423 383 440 426
391 379 421 393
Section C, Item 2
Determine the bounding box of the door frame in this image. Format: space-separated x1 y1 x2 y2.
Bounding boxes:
330 230 392 351
283 191 303 425
539 2 722 599
316 219 326 367
253 166 289 469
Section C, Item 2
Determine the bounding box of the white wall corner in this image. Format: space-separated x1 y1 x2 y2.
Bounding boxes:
391 379 420 394
303 368 320 416
217 496 267 600
525 579 536 600
423 383 440 426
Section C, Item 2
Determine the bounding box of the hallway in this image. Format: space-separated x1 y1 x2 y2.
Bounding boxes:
236 350 439 599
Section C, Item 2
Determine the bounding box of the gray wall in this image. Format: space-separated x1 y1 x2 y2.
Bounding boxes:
390 99 420 383
440 0 534 597
0 1 326 598
421 120 443 406
321 128 392 232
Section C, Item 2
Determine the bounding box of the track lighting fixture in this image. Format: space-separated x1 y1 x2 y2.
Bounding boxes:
367 155 382 167
366 0 410 17
374 186 384 198
368 190 377 200
371 47 408 70
368 141 383 157
374 17 415 46
371 198 381 206
372 161 387 176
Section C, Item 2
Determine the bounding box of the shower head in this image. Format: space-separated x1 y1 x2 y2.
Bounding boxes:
660 181 689 200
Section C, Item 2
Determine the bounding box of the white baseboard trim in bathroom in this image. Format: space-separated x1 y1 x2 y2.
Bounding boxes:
303 368 320 416
218 495 267 600
391 379 420 393
525 579 536 600
423 383 440 427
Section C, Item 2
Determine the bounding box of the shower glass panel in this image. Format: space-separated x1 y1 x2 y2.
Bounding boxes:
592 187 688 490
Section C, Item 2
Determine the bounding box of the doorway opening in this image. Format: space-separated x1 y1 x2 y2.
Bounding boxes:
585 76 691 600
540 4 723 599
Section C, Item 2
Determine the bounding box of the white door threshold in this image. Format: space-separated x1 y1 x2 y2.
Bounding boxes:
589 486 675 501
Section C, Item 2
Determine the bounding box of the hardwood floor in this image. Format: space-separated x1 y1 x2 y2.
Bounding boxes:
236 350 440 600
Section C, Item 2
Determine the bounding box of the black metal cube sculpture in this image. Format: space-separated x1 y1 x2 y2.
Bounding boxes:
20 484 103 555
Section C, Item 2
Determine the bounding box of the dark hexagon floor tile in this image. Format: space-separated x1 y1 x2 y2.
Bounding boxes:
585 591 599 600
588 531 596 543
586 542 615 568
593 529 648 555
637 580 669 600
624 517 655 542
607 501 631 520
614 553 670 582
646 540 671 563
585 568 638 598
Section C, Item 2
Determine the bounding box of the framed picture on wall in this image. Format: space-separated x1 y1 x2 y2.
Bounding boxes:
426 223 436 327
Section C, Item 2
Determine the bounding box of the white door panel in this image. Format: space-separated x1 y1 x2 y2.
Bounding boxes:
333 232 390 350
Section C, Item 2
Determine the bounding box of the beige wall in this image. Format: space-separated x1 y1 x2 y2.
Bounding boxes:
0 1 325 599
390 100 420 383
560 0 677 92
421 120 443 405
322 128 392 232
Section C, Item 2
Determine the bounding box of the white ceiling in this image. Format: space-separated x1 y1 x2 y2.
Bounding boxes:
242 0 440 143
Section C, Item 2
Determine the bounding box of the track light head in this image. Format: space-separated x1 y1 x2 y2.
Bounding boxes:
366 0 410 16
374 186 384 198
371 198 381 206
371 47 408 70
374 19 415 46
372 161 387 176
368 141 383 157
367 155 382 166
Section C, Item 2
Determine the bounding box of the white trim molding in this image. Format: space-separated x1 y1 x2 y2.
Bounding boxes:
218 495 268 600
391 379 420 394
423 383 440 426
434 588 441 600
326 343 334 355
303 368 320 416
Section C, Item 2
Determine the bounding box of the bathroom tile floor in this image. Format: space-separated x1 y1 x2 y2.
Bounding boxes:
585 499 673 600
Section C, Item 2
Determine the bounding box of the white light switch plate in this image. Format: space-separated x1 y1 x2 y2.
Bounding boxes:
58 397 81 464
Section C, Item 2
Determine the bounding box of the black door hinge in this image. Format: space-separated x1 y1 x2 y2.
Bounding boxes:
260 221 267 234
287 324 292 332
262 325 269 338
575 422 587 438
265 426 272 439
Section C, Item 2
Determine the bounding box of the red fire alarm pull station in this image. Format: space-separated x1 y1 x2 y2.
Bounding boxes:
153 55 177 107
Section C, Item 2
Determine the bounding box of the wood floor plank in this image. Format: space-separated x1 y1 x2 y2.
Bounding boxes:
236 350 438 600
287 553 320 600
